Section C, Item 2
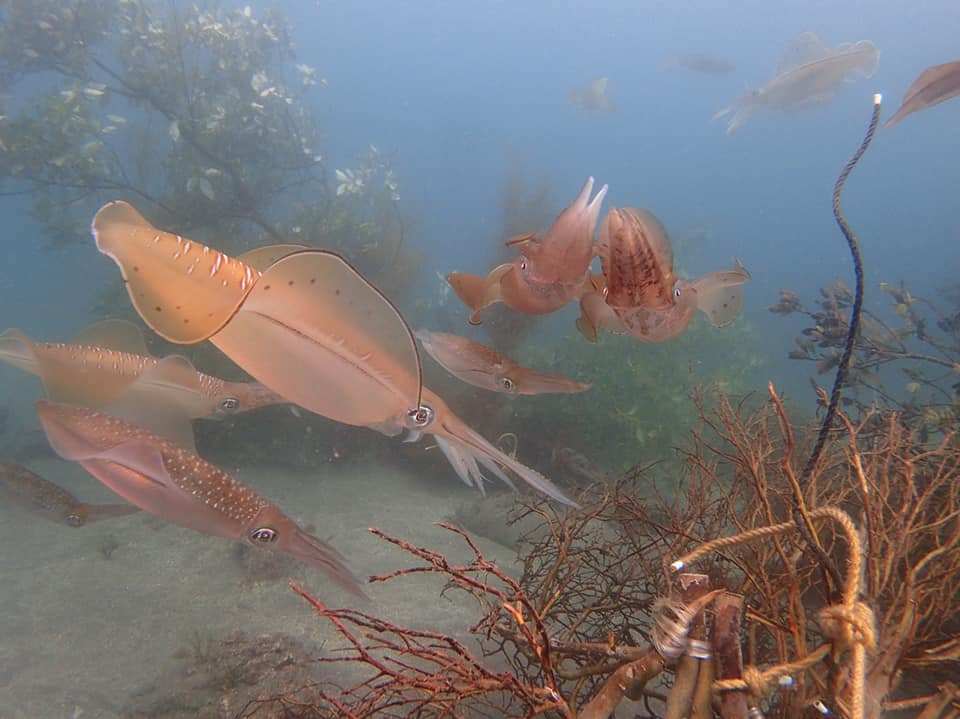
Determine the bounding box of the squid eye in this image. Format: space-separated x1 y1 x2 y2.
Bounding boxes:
498 377 515 392
219 397 240 413
518 255 528 272
407 402 435 429
65 513 84 527
249 527 278 543
674 286 681 298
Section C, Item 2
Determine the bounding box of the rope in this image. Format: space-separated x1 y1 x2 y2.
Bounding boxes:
819 602 877 653
712 645 831 696
674 506 876 719
671 510 831 572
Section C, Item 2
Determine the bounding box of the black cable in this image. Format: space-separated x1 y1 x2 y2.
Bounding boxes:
792 94 882 593
801 94 882 485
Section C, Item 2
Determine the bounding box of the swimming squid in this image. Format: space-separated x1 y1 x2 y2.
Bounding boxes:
446 177 608 324
416 329 591 395
568 78 615 112
598 207 678 311
884 60 960 128
576 261 751 343
0 320 286 419
714 32 879 134
577 205 750 342
0 461 139 527
35 400 363 595
90 202 575 506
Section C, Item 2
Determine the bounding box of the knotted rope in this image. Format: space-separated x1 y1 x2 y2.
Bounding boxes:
671 506 875 719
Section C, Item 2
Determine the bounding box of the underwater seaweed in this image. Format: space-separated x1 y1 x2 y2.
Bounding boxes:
772 278 960 437
0 0 419 304
1 0 322 247
128 630 331 718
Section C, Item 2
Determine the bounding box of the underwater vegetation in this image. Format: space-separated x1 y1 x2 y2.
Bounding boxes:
291 144 419 303
275 385 960 718
134 367 957 719
771 277 960 437
1 2 958 717
1 0 320 247
503 319 765 475
0 0 413 292
128 629 327 718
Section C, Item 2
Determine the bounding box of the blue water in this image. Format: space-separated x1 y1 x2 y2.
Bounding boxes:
294 0 960 401
1 1 959 714
7 0 957 398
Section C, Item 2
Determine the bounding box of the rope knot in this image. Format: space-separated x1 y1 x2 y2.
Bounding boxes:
742 665 770 697
819 601 876 652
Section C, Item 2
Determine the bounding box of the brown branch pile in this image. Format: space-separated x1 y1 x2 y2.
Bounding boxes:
250 385 959 719
843 410 960 710
289 523 570 719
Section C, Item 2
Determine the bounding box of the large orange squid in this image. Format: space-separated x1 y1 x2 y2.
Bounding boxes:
577 206 751 343
91 202 575 506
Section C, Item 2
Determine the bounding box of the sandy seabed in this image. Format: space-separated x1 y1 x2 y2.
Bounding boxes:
0 452 521 719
